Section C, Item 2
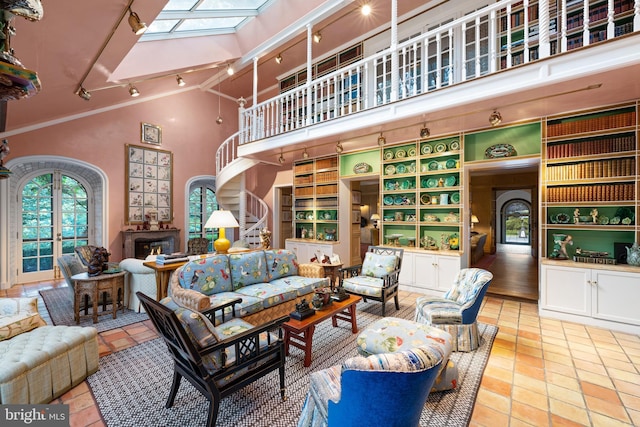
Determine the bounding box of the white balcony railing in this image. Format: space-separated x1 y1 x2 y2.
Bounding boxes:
240 0 638 144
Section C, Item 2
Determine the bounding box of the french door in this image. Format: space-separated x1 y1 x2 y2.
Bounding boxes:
18 171 91 283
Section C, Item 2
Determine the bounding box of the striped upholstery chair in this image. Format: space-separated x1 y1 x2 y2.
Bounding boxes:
414 268 493 352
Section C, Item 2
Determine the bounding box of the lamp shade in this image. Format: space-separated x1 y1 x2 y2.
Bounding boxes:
370 214 381 221
204 210 239 254
471 215 479 223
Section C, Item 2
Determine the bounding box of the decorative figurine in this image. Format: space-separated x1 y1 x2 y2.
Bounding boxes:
290 298 314 320
88 247 111 276
301 227 307 239
590 208 598 224
573 208 580 224
259 227 272 249
550 234 573 260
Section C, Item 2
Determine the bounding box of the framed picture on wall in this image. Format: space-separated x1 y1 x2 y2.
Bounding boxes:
141 122 162 145
352 190 361 205
351 209 361 224
125 144 173 224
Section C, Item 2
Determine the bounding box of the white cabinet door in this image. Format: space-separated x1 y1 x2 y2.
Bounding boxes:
540 264 591 317
307 242 333 263
436 255 460 292
399 251 414 286
413 253 438 292
592 270 640 326
285 240 308 263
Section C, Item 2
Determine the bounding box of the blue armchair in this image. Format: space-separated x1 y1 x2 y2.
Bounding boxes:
297 347 443 427
414 268 493 351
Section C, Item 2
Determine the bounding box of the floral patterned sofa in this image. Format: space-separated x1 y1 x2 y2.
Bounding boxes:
170 249 329 324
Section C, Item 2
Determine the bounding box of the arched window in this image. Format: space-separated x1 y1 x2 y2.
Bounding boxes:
502 199 531 245
188 184 218 252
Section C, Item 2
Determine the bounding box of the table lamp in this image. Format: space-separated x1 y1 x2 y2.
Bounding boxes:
204 210 239 254
370 213 381 229
471 215 479 229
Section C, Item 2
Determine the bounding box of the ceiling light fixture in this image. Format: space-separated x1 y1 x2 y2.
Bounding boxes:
77 87 91 101
361 4 372 16
302 148 309 159
226 64 234 76
128 84 140 97
313 32 322 43
489 110 502 126
420 123 430 138
335 142 344 153
127 7 147 35
278 151 285 164
176 75 185 86
377 133 386 146
275 54 283 64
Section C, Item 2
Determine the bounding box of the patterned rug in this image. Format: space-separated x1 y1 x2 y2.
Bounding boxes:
39 287 148 333
87 301 497 426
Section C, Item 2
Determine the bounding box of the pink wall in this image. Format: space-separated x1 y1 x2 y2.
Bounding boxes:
9 90 239 260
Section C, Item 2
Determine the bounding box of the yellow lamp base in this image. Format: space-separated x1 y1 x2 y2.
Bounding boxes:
214 237 231 254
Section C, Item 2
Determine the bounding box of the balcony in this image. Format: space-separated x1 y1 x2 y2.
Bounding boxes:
237 0 640 159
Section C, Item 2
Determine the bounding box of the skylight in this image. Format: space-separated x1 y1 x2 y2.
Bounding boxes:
141 0 274 42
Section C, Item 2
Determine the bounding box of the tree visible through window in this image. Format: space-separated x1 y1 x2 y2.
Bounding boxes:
189 186 218 252
502 199 530 245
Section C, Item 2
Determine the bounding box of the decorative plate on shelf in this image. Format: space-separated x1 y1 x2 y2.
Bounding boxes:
444 175 457 187
426 178 438 188
394 196 405 205
598 216 609 225
383 195 394 205
420 194 431 205
421 178 429 188
384 150 394 160
396 164 407 174
407 147 417 157
384 164 396 175
445 159 457 169
421 144 432 155
385 181 396 190
450 192 460 204
449 140 460 151
306 213 314 220
407 163 416 173
297 212 306 220
396 149 406 158
555 212 570 224
484 143 517 159
610 216 621 225
435 142 447 153
353 162 371 174
428 160 439 171
622 217 633 225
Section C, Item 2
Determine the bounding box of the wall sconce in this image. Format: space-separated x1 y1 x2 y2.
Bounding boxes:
176 75 185 86
377 133 386 146
335 141 343 153
128 84 140 97
420 123 430 138
278 151 285 164
226 64 234 76
370 213 380 229
302 148 309 159
489 110 502 126
275 54 283 64
313 32 322 43
127 7 147 35
77 87 91 101
471 215 479 229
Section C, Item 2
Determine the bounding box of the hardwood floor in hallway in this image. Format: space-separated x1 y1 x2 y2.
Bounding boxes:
481 251 539 302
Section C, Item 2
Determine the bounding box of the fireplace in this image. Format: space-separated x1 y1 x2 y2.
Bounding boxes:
121 229 181 259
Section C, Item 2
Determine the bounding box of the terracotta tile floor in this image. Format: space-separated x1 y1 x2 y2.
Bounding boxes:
3 282 639 426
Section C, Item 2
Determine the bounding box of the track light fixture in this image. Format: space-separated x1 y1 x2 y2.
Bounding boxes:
176 75 185 87
278 152 285 164
226 64 234 76
377 133 386 146
128 84 140 97
361 4 372 16
335 142 344 153
302 148 309 159
127 7 147 35
489 110 502 126
313 32 322 43
420 123 430 138
275 54 283 64
77 87 91 101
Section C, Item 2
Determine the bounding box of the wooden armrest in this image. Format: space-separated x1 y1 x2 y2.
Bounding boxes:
201 298 243 323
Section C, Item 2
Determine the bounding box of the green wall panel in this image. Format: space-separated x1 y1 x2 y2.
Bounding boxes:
464 122 541 162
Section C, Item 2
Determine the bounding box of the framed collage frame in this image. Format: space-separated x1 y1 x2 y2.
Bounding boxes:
125 144 173 224
141 122 162 145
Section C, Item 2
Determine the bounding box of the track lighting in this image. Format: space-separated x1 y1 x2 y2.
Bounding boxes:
128 84 140 97
176 75 185 87
127 7 147 35
226 64 234 76
302 148 309 159
77 87 91 101
335 142 344 153
377 133 386 146
278 152 285 164
420 124 430 138
361 4 372 16
313 32 322 43
489 110 502 126
275 54 283 64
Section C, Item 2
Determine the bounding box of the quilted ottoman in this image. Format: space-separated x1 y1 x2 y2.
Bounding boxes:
0 325 99 404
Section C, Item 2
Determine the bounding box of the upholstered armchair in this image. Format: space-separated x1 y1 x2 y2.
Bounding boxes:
57 254 86 298
414 268 493 351
297 347 443 427
339 246 403 316
137 292 288 427
118 258 156 312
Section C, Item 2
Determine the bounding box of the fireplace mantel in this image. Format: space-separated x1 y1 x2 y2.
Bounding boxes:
121 229 181 259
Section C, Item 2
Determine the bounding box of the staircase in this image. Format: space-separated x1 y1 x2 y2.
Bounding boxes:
215 132 268 247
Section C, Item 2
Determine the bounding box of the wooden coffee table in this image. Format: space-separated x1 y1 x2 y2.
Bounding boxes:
283 295 362 367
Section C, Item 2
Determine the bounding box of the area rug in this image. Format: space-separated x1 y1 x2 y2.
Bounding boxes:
87 301 497 426
40 287 148 333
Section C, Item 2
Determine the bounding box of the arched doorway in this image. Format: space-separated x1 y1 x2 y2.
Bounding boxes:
501 198 531 245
